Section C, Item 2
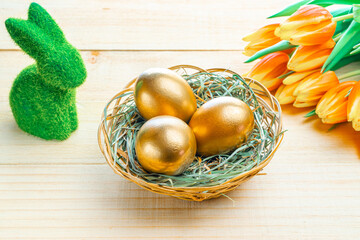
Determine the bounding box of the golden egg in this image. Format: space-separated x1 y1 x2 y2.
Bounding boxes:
134 68 197 122
135 116 197 175
189 96 254 156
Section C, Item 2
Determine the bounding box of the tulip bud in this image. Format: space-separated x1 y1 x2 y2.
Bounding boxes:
287 40 335 72
243 24 282 57
275 5 336 46
275 82 300 105
347 81 360 131
293 71 339 108
283 69 320 85
316 81 356 124
246 52 289 91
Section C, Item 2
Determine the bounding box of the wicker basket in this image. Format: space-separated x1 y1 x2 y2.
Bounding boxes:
98 65 283 201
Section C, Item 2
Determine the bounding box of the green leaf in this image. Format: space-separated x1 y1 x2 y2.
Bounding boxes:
350 41 360 54
334 18 352 35
244 40 295 63
331 7 353 34
327 124 339 132
267 1 334 18
322 20 360 72
331 53 360 70
309 0 359 4
268 0 311 18
353 4 360 22
350 45 360 55
354 42 360 48
331 6 353 17
304 109 316 118
268 0 355 19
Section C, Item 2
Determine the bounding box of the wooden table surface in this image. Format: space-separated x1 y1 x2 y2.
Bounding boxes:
1 0 360 239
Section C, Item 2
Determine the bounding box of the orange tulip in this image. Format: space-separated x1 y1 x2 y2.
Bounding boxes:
347 81 360 131
274 5 336 46
293 71 339 107
283 69 320 85
287 40 335 72
246 52 289 91
243 24 282 57
275 82 300 105
316 81 356 124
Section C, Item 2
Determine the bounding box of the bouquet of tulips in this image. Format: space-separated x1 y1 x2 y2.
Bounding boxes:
243 0 360 131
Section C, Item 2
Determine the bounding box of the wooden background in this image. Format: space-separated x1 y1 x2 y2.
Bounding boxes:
1 0 359 239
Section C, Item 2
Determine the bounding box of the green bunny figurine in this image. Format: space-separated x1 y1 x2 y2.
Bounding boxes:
5 2 87 140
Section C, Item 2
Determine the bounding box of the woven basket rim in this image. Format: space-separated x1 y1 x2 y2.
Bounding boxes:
97 65 283 200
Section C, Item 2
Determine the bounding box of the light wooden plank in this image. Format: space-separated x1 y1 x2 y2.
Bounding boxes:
0 0 294 50
0 227 356 240
2 49 359 103
0 164 359 239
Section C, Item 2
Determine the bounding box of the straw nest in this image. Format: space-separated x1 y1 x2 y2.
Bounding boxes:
98 65 283 201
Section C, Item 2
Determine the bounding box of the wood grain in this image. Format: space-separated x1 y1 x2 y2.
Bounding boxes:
1 0 360 239
0 50 251 103
0 162 359 239
0 0 293 50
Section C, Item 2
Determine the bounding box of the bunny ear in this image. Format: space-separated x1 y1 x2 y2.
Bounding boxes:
28 2 66 43
5 18 49 59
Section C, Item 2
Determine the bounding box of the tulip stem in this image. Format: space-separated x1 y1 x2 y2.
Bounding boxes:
333 33 343 43
304 109 316 118
333 13 354 22
338 69 360 81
